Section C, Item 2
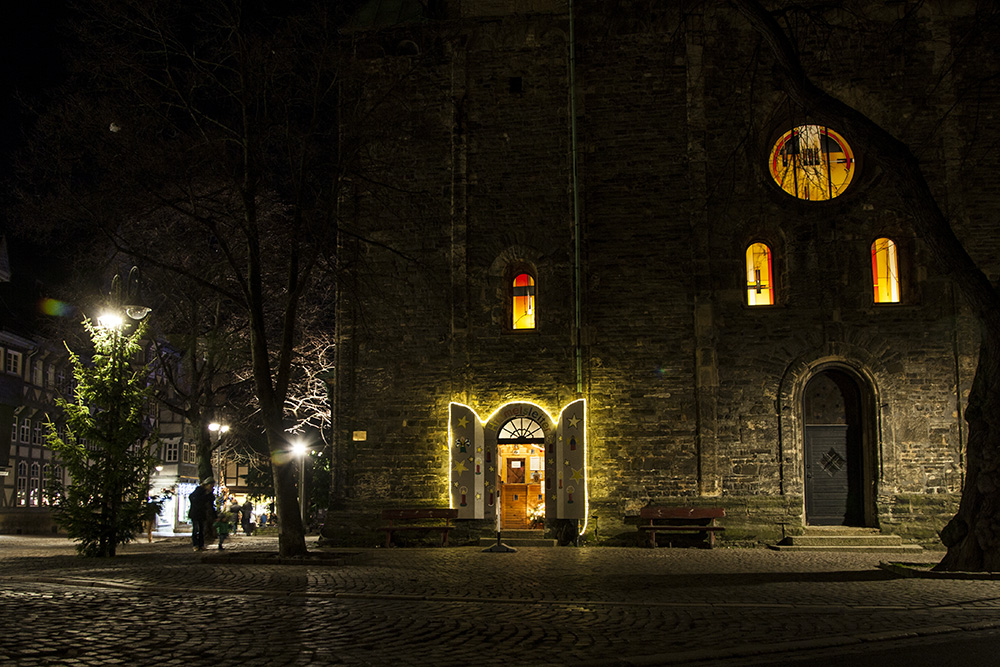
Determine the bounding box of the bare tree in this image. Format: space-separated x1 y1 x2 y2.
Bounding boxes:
16 0 370 556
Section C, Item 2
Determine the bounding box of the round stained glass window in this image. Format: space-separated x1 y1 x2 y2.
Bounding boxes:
768 125 855 201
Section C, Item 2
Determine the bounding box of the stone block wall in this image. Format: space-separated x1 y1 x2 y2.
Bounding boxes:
332 2 995 544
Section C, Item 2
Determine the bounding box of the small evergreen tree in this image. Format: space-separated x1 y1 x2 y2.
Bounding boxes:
46 318 160 557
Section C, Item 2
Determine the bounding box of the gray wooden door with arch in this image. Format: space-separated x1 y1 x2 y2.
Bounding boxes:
803 370 865 526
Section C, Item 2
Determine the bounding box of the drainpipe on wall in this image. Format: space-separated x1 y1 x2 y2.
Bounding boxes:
569 0 583 397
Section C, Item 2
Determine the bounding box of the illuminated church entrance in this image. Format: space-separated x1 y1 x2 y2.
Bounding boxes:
497 416 546 530
449 400 588 536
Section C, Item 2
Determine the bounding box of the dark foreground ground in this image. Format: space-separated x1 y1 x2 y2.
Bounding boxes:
1 535 998 666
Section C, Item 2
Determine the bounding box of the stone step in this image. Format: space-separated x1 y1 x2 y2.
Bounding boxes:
783 534 904 547
800 526 882 535
768 544 924 552
770 528 923 552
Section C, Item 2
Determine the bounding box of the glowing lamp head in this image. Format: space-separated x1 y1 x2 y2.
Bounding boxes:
291 441 308 458
98 313 124 330
208 423 229 433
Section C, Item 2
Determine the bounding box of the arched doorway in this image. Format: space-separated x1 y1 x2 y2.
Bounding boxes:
496 415 546 530
802 368 875 526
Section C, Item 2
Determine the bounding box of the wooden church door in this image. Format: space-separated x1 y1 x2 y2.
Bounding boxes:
803 370 865 526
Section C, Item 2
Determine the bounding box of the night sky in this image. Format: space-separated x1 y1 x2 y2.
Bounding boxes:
1 1 71 333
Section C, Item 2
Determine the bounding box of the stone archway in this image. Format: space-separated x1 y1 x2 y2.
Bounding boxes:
803 367 873 526
777 347 887 528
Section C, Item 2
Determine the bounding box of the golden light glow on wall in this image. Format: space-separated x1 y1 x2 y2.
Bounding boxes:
769 125 855 201
512 273 536 329
871 237 900 303
745 242 774 306
449 399 589 536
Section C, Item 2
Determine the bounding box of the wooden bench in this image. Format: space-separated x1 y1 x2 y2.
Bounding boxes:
638 507 726 548
380 508 458 548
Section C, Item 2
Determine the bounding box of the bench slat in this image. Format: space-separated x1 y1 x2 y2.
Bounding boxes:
639 507 725 520
636 506 726 549
382 508 458 520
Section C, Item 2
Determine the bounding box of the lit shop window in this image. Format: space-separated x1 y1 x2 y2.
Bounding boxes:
872 237 900 304
746 243 775 306
768 125 855 201
512 273 536 330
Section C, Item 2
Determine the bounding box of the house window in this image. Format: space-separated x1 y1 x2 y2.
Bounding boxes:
512 272 536 330
768 125 855 201
20 418 30 443
746 243 775 306
6 350 22 376
29 462 41 507
872 237 900 303
16 462 27 506
164 440 179 463
32 360 43 386
32 421 42 445
41 464 51 505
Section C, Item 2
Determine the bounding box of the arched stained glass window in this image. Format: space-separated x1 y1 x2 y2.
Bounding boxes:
512 273 536 330
769 125 855 201
746 243 775 306
872 237 900 303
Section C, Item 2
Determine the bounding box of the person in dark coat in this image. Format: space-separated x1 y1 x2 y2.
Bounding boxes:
240 499 254 536
188 479 214 551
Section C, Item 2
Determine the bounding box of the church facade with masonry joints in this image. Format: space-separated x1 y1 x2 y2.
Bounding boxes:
326 1 995 547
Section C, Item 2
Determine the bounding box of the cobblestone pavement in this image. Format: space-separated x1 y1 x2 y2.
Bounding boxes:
1 535 999 666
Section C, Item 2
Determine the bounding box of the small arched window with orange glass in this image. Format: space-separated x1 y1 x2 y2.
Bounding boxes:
746 242 775 306
871 237 900 304
512 272 536 329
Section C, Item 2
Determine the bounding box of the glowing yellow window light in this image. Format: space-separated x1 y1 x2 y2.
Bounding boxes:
769 125 855 201
871 237 900 304
746 242 774 306
512 273 535 329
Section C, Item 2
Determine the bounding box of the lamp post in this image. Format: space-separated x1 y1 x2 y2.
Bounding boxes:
208 422 229 484
93 266 151 557
292 440 308 525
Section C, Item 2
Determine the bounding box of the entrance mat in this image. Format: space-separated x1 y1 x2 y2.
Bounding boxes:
201 549 371 566
878 561 1000 580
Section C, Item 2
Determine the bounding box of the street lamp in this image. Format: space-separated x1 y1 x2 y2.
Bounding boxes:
292 440 308 525
208 422 229 485
209 422 230 436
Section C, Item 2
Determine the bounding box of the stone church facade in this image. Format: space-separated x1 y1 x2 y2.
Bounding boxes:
328 1 996 546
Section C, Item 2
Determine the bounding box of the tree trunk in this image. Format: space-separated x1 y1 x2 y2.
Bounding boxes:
935 330 1000 571
196 424 214 485
265 419 308 557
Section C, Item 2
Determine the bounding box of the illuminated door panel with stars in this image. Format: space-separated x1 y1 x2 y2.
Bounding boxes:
768 125 855 201
449 400 588 533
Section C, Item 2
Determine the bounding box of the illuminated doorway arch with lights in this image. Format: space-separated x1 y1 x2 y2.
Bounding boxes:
449 400 588 535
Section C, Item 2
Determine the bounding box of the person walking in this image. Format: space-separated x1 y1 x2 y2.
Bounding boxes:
241 498 254 536
188 479 214 552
